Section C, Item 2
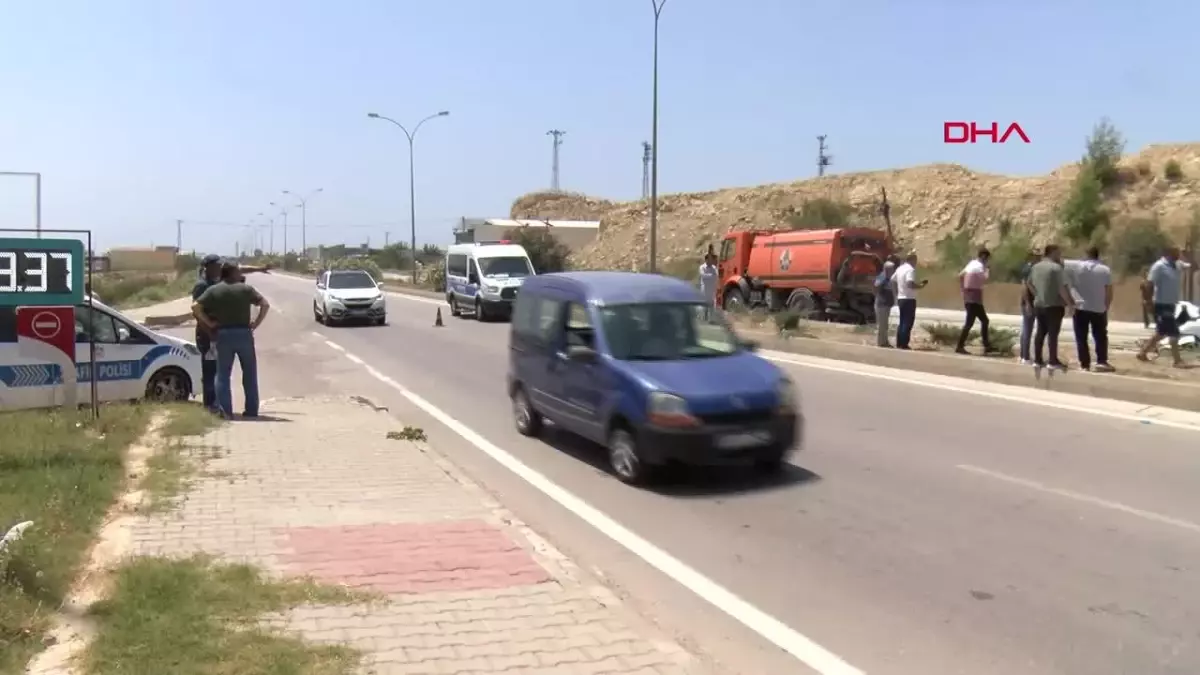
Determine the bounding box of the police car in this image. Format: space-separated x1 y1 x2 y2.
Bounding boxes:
0 298 203 411
445 241 535 320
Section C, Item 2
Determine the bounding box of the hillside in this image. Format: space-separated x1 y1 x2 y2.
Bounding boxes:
510 143 1200 273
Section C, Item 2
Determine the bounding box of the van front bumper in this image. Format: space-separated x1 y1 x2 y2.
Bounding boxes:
636 412 801 466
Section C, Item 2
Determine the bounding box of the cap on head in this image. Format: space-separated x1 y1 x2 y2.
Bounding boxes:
219 261 241 281
201 254 222 266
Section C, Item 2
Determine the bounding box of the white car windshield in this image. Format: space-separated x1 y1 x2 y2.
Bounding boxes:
328 271 377 289
479 256 533 278
598 303 740 361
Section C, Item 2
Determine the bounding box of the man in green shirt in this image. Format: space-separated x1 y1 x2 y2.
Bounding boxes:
1026 244 1075 370
192 262 271 418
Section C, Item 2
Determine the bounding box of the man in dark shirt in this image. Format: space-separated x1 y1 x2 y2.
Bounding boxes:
1017 250 1039 364
190 254 224 410
193 262 271 419
1026 244 1075 370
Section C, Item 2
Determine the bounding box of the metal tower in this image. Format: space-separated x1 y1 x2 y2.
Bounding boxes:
547 129 566 191
642 141 652 199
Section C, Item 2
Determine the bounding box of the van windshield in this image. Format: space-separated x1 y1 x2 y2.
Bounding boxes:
598 303 740 361
479 256 533 278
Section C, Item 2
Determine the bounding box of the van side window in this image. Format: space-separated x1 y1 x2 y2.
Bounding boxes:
720 239 736 262
536 298 564 342
564 303 594 349
512 295 540 337
75 306 119 344
447 254 468 278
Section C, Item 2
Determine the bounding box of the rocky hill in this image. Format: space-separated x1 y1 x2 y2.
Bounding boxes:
510 143 1200 272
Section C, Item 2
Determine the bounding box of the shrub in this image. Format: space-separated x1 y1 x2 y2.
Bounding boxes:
503 227 571 273
772 311 813 337
786 198 853 230
326 257 383 280
1164 159 1184 181
922 322 1017 355
1084 118 1125 189
934 230 974 270
425 260 446 292
923 322 961 346
989 217 1034 282
1110 217 1171 277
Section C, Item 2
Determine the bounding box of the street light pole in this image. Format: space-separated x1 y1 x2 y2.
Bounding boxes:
649 0 667 274
283 188 323 256
368 110 450 285
0 171 42 238
269 202 290 254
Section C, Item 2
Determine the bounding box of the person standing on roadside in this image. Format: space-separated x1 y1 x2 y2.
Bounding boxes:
191 254 224 410
192 261 271 419
1027 244 1075 371
698 252 719 322
955 248 992 355
1018 250 1039 364
892 251 928 350
1066 246 1114 372
874 260 897 347
1137 246 1185 367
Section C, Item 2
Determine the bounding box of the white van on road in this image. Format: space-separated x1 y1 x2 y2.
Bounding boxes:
445 242 535 321
0 298 202 411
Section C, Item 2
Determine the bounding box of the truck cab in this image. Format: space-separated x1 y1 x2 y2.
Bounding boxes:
717 227 889 323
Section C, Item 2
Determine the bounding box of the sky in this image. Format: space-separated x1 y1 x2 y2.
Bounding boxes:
1 0 1197 255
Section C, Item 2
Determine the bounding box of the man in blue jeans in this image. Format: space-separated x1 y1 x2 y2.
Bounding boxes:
192 262 271 419
191 255 272 410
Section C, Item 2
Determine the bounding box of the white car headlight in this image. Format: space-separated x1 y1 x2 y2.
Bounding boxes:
327 296 344 307
372 294 385 306
776 378 797 411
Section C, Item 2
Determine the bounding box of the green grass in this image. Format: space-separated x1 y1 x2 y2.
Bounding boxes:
83 556 366 675
139 405 227 514
0 405 151 674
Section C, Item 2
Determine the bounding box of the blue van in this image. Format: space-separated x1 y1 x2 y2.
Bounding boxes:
507 272 801 485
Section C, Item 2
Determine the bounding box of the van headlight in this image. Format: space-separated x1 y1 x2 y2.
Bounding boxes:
647 392 700 428
776 378 797 411
483 283 500 294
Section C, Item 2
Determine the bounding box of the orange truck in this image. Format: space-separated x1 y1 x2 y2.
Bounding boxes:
714 227 891 323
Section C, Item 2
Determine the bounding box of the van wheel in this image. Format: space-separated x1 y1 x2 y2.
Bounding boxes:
146 367 190 402
475 299 488 322
448 295 461 316
608 427 652 485
511 386 542 436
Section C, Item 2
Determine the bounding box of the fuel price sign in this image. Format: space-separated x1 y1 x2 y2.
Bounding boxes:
0 237 86 307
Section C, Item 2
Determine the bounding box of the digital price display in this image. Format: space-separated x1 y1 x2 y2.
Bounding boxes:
0 237 86 307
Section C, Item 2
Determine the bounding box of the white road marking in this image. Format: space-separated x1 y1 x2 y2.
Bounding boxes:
957 464 1200 534
277 274 1200 433
764 351 1200 433
320 338 865 675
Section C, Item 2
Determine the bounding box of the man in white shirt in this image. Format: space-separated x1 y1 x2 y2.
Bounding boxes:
892 251 928 350
697 252 719 321
955 248 993 354
1065 246 1114 372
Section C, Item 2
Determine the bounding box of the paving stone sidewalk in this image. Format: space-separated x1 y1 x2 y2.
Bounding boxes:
132 396 714 675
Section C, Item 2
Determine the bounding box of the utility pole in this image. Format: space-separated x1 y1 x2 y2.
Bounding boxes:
547 129 566 191
384 232 390 247
641 141 652 199
817 135 832 177
176 219 183 252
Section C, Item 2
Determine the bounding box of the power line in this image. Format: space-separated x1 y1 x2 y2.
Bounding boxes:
547 129 566 191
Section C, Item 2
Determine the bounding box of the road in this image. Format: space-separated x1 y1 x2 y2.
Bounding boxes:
241 273 1200 675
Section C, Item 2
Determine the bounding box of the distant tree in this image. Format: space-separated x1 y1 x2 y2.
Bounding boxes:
1059 162 1110 245
1110 217 1170 277
786 198 853 230
1164 159 1184 181
1084 117 1125 188
504 227 571 273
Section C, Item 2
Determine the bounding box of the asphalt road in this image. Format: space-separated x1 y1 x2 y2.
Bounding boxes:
243 274 1200 675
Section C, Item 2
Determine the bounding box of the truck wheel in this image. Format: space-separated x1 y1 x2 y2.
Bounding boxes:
723 287 747 312
786 289 824 320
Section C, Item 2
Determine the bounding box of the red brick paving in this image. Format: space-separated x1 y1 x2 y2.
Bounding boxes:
276 519 552 593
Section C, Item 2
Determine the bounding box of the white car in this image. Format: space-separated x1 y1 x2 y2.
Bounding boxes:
313 269 387 326
0 298 202 411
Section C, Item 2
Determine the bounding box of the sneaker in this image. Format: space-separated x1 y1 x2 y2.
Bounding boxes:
1019 359 1033 366
1048 361 1069 372
954 348 970 355
1092 363 1115 373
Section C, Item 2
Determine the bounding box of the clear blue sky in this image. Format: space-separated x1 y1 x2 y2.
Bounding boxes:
1 0 1195 255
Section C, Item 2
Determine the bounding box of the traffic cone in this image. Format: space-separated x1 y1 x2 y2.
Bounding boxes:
434 307 444 327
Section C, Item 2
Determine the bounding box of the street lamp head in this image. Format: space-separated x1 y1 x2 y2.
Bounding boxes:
367 112 380 119
437 111 450 117
315 187 324 193
282 190 291 195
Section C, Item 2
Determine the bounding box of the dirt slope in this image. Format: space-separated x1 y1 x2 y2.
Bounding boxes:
510 143 1200 271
